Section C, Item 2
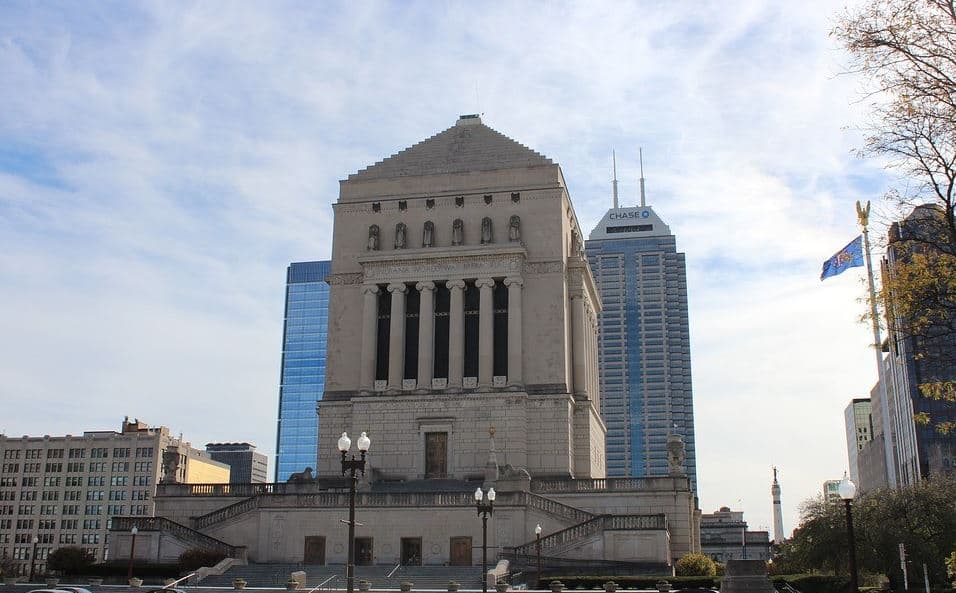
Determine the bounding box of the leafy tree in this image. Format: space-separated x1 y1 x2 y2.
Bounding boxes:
46 546 94 575
0 555 19 577
833 0 956 426
675 553 716 577
946 549 956 585
774 496 850 576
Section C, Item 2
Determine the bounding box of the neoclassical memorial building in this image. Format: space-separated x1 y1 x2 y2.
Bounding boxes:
113 116 700 574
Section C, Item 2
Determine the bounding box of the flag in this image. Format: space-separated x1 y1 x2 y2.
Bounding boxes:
821 235 864 280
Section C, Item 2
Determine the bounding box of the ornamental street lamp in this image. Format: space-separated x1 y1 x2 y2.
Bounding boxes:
339 431 371 593
127 525 138 581
838 473 859 593
534 524 542 589
29 536 38 582
475 487 496 593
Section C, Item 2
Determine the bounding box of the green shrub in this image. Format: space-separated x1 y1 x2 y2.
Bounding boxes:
675 553 717 577
549 576 718 589
46 546 95 575
177 548 227 571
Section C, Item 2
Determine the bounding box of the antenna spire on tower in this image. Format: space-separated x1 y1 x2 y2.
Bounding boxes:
639 147 647 207
612 150 619 209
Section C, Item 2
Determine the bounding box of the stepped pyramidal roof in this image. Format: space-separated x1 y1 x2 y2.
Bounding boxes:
347 115 553 181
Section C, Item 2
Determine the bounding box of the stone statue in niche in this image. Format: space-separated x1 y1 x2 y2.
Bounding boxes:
395 222 407 249
422 221 434 247
452 219 464 246
367 224 380 251
481 217 493 244
666 432 686 476
509 215 521 242
570 229 582 255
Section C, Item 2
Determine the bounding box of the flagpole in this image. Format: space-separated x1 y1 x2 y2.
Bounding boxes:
856 200 898 488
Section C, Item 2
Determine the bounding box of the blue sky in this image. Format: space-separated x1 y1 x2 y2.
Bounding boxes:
1 0 898 535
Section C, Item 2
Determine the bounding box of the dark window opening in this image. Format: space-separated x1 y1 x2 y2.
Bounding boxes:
375 287 391 381
463 282 480 379
404 286 420 380
493 280 508 377
607 224 653 234
433 283 450 380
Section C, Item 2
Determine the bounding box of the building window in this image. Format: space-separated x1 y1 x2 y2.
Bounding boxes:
463 282 479 379
404 285 420 381
433 282 450 380
375 286 391 381
493 280 508 377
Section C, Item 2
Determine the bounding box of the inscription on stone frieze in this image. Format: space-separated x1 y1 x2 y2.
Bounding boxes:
363 254 523 282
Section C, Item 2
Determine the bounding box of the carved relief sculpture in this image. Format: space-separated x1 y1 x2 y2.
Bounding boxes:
367 224 380 251
481 216 493 244
509 215 521 242
422 220 435 247
395 222 407 249
452 218 464 246
666 432 687 476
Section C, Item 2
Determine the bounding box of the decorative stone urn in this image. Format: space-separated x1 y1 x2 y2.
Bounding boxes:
447 581 460 592
400 582 414 592
496 583 509 593
128 577 143 588
233 578 247 589
285 580 299 590
656 581 671 593
359 580 371 592
604 582 619 592
550 581 565 593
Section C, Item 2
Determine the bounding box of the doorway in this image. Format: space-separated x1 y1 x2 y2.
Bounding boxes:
303 536 325 565
401 537 422 565
449 536 472 566
355 537 373 565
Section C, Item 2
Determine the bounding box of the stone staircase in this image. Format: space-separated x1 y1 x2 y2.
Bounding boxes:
198 564 485 589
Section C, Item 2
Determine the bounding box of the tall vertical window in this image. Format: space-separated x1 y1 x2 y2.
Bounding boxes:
375 287 391 381
492 280 508 377
433 283 450 379
463 281 480 378
404 286 420 380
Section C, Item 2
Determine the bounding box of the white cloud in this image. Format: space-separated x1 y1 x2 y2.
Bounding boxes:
0 0 894 535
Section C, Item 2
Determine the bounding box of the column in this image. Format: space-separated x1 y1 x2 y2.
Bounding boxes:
476 278 495 388
570 294 587 396
360 285 379 392
416 281 435 389
447 279 466 389
504 277 523 387
387 283 407 391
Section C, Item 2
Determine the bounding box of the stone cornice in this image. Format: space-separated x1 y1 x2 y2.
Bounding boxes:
358 245 526 284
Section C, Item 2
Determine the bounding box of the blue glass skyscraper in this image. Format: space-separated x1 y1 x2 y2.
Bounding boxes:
275 260 331 482
586 205 697 489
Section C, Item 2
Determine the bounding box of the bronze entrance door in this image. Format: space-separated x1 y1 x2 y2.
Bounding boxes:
401 537 422 565
449 536 472 566
355 537 373 565
425 432 447 478
303 536 325 564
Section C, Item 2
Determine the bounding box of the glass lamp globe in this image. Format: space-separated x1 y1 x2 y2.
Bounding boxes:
357 432 371 452
337 432 351 453
131 526 138 535
487 488 496 502
837 472 857 500
474 487 483 502
535 524 542 535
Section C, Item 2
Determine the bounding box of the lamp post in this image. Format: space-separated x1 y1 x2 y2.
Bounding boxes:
127 525 138 581
534 524 542 589
475 487 496 593
29 536 38 582
339 431 371 593
838 473 859 593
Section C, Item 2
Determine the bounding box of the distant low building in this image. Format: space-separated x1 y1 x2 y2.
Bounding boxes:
700 507 771 562
0 417 227 576
205 442 268 483
823 479 842 503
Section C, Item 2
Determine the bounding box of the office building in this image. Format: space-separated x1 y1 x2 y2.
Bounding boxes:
275 260 331 482
205 443 268 484
0 418 227 576
844 398 873 484
585 194 697 487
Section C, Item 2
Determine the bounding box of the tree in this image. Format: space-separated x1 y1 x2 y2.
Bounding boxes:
833 0 956 427
774 496 850 576
46 546 94 575
675 553 717 577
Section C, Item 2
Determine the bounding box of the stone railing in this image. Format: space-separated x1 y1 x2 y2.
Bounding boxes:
156 482 337 497
511 514 667 557
110 515 243 558
520 491 594 524
191 496 263 530
530 476 689 493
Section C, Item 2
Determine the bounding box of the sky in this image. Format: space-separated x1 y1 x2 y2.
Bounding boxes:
0 0 905 537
